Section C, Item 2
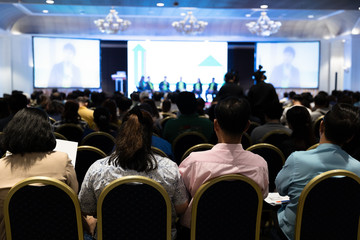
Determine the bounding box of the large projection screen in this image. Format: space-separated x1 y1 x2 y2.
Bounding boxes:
33 37 101 89
127 41 228 96
256 42 320 89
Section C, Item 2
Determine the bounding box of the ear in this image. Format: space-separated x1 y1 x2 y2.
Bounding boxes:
214 119 220 132
319 119 325 135
243 120 250 134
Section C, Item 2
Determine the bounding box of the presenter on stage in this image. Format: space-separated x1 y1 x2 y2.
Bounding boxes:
159 76 170 93
48 43 82 88
145 76 155 93
205 77 218 102
193 78 203 98
270 46 300 88
137 76 147 92
176 77 187 92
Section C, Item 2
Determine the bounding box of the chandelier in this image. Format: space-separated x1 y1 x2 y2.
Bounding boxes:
94 9 131 34
172 11 208 34
246 12 281 37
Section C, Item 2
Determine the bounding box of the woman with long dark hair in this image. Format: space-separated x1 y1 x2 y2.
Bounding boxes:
79 107 188 239
0 108 78 240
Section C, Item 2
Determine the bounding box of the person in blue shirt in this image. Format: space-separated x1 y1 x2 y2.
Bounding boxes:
192 78 202 98
205 77 218 102
176 77 186 92
275 103 360 240
159 76 170 93
145 76 154 93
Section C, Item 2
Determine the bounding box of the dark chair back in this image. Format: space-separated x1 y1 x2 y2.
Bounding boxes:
97 176 172 240
4 176 84 240
53 132 68 140
172 131 208 165
75 146 107 189
246 143 285 192
295 170 360 240
242 132 252 149
181 143 214 162
160 116 176 129
191 174 262 240
247 121 261 135
260 129 291 150
55 123 84 142
80 131 116 155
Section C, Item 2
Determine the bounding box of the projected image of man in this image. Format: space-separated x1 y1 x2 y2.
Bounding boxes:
48 43 82 88
271 46 300 88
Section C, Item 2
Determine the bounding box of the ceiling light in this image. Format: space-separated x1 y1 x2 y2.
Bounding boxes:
246 12 281 37
157 2 164 7
260 5 268 9
94 8 131 34
42 10 49 13
180 12 186 16
172 11 208 35
46 0 54 4
308 15 314 19
245 14 251 17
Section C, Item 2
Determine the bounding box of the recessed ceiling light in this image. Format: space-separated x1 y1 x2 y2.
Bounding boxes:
46 0 54 4
157 2 164 7
358 7 360 10
42 10 49 13
260 5 268 9
308 15 314 19
245 14 251 17
180 12 186 16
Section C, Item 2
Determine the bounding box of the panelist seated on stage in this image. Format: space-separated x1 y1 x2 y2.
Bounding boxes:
275 103 360 240
162 91 213 143
145 76 155 93
137 76 147 92
176 77 187 92
205 77 218 102
192 78 203 98
159 76 171 93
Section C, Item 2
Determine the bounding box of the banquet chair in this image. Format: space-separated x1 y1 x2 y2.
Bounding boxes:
97 176 172 240
306 143 320 151
151 146 169 158
181 143 214 162
294 169 360 240
53 132 68 140
4 176 84 240
246 143 285 192
172 131 208 165
55 123 84 142
160 116 176 130
191 174 262 240
80 131 116 155
75 146 107 189
260 129 291 150
242 132 252 149
0 132 4 158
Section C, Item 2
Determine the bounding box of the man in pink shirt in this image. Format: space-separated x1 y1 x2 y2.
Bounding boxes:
178 96 269 229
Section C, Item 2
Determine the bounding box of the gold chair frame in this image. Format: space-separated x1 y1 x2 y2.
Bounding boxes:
246 143 285 165
190 174 263 240
4 176 84 240
260 129 291 143
181 143 214 162
96 176 172 240
306 143 320 151
80 131 116 146
77 145 107 158
294 169 360 240
53 132 68 140
151 146 169 158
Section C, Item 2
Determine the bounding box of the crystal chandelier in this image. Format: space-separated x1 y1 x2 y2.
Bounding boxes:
94 9 131 34
246 12 281 37
172 11 208 34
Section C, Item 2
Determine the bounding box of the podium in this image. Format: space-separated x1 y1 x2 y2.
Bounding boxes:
111 71 127 94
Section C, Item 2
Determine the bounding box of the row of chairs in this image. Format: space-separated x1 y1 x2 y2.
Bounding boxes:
5 170 360 240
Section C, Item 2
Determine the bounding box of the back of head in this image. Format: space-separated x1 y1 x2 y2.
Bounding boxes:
176 91 197 115
109 107 156 172
8 93 28 114
323 103 360 145
161 99 171 112
2 108 56 154
62 100 80 123
94 107 111 132
314 93 329 108
215 97 250 136
265 102 283 120
286 106 312 137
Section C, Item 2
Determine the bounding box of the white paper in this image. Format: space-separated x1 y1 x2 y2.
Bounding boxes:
54 139 78 166
265 192 290 206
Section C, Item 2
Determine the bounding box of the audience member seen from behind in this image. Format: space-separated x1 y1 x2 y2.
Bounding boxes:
280 106 317 158
0 93 28 131
179 97 269 230
275 103 360 240
162 92 213 143
251 102 292 144
216 72 244 100
77 96 95 129
83 107 117 138
310 92 330 122
78 107 188 239
53 100 88 131
0 108 78 240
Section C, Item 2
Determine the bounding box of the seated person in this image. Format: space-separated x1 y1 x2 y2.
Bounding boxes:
83 107 117 138
178 97 269 229
176 77 187 92
77 97 95 129
137 76 147 92
159 76 170 93
205 78 218 102
53 100 88 130
78 107 188 239
192 79 202 98
275 103 360 240
0 108 78 240
310 92 330 122
162 92 213 143
251 102 292 144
